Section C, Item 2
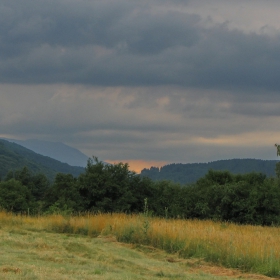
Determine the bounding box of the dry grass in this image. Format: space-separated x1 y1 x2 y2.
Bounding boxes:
0 212 280 278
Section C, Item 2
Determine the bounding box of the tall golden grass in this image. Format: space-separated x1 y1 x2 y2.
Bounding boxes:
1 211 280 277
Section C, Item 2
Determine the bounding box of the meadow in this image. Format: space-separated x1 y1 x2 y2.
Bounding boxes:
0 211 279 279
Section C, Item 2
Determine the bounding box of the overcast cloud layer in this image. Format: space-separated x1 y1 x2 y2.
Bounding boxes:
1 0 280 172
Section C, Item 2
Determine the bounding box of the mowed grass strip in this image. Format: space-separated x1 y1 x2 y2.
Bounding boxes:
0 212 280 278
0 227 253 280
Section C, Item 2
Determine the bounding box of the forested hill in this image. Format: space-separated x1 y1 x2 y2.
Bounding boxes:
140 159 278 185
4 138 89 167
0 139 85 181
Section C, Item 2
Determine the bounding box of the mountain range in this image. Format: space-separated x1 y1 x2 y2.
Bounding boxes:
3 138 89 167
0 139 85 181
1 138 279 185
141 159 279 185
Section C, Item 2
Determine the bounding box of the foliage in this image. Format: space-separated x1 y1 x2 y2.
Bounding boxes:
78 157 137 212
0 139 84 182
179 171 280 225
141 159 277 184
0 179 33 212
44 173 82 213
2 152 280 226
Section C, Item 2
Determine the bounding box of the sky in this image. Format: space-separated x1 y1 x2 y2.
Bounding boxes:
1 0 280 173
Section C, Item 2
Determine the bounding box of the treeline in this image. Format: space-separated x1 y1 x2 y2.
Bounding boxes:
1 157 280 226
141 159 278 184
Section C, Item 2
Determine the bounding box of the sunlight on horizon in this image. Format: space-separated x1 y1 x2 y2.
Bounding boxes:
105 159 168 173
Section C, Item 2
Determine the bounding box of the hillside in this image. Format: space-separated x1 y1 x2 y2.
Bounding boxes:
0 139 85 181
141 159 278 185
3 138 89 167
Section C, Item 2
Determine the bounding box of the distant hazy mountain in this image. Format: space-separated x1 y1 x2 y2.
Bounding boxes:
0 139 84 181
4 139 89 167
141 159 278 185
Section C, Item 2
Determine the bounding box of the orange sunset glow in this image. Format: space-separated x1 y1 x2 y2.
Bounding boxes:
105 160 168 174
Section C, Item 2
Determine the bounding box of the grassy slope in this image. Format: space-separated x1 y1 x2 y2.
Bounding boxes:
0 227 273 280
0 213 276 280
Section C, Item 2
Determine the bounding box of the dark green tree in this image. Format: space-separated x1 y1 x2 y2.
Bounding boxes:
0 179 33 213
151 180 183 218
44 173 82 213
30 173 50 201
275 144 280 178
78 157 136 212
129 175 157 214
11 167 50 204
14 166 32 186
5 170 14 181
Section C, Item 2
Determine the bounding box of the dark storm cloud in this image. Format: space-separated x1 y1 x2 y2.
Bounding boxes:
1 0 280 91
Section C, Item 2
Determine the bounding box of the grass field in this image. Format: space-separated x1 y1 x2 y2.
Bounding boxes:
0 212 279 279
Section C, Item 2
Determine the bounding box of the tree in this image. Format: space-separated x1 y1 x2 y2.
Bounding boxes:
78 157 136 212
275 144 280 156
44 173 82 213
5 170 14 181
275 144 280 178
151 180 183 218
129 175 157 213
14 166 32 186
9 166 50 204
30 173 50 201
0 179 33 213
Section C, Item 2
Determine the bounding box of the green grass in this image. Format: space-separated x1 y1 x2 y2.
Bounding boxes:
0 225 267 280
0 212 278 279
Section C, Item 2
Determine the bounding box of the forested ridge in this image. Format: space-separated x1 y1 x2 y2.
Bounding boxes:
0 139 84 181
1 153 280 226
141 159 278 184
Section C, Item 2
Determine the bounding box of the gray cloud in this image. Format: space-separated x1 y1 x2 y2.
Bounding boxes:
1 1 280 170
1 84 279 166
1 0 280 92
